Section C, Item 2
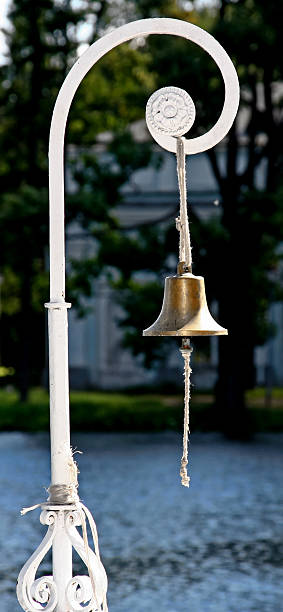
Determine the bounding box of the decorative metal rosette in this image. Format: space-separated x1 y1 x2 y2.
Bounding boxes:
146 86 196 137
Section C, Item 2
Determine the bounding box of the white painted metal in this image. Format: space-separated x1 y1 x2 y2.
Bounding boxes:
49 17 239 301
17 17 239 612
45 303 73 486
17 507 107 611
146 86 196 137
52 509 73 612
17 510 58 611
49 19 238 300
65 510 108 610
44 301 76 612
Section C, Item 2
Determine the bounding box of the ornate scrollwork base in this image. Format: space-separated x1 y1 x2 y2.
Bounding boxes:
17 506 108 612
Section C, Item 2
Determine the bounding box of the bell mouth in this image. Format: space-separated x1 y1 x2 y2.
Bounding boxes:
143 328 227 336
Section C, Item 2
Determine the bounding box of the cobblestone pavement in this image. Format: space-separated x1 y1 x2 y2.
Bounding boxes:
1 431 283 611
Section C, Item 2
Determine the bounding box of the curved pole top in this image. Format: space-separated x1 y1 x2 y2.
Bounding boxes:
48 18 240 301
49 17 239 158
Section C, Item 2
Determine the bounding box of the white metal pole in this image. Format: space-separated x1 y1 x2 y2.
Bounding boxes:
17 18 239 612
45 303 74 611
52 509 73 612
46 304 72 485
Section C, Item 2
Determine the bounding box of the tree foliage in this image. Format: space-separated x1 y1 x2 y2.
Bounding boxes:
0 0 156 397
70 0 283 436
1 0 283 441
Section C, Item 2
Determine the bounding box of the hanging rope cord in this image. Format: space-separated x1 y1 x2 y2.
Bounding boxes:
180 340 193 487
176 137 192 270
176 136 193 488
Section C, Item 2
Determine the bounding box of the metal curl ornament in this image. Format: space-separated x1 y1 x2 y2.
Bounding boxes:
16 510 58 612
17 505 108 612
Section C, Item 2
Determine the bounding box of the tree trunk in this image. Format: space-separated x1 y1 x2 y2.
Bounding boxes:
208 126 253 437
215 313 253 439
215 197 253 439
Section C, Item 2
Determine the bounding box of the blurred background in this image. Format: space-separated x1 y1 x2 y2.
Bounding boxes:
0 1 283 611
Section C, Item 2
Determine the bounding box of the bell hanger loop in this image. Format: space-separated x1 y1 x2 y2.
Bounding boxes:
144 85 227 338
146 85 195 274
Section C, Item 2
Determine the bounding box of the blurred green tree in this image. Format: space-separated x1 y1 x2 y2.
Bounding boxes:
0 0 88 399
139 0 283 437
1 0 283 444
208 0 283 436
128 0 283 437
71 0 283 437
0 0 154 399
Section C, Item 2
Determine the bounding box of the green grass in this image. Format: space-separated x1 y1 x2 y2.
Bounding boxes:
246 387 283 432
247 386 283 400
1 386 283 432
0 387 185 432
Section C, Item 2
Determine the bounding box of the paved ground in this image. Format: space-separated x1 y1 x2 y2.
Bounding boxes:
1 431 283 611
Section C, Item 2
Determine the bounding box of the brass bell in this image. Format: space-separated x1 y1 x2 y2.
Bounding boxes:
143 269 227 337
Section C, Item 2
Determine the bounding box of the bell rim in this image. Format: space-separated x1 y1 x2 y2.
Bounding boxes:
143 329 228 336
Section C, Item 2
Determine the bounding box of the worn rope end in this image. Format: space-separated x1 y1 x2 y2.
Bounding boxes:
20 503 42 516
181 474 190 488
180 459 190 488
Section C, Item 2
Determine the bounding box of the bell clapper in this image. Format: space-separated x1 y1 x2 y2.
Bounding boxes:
180 338 193 487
